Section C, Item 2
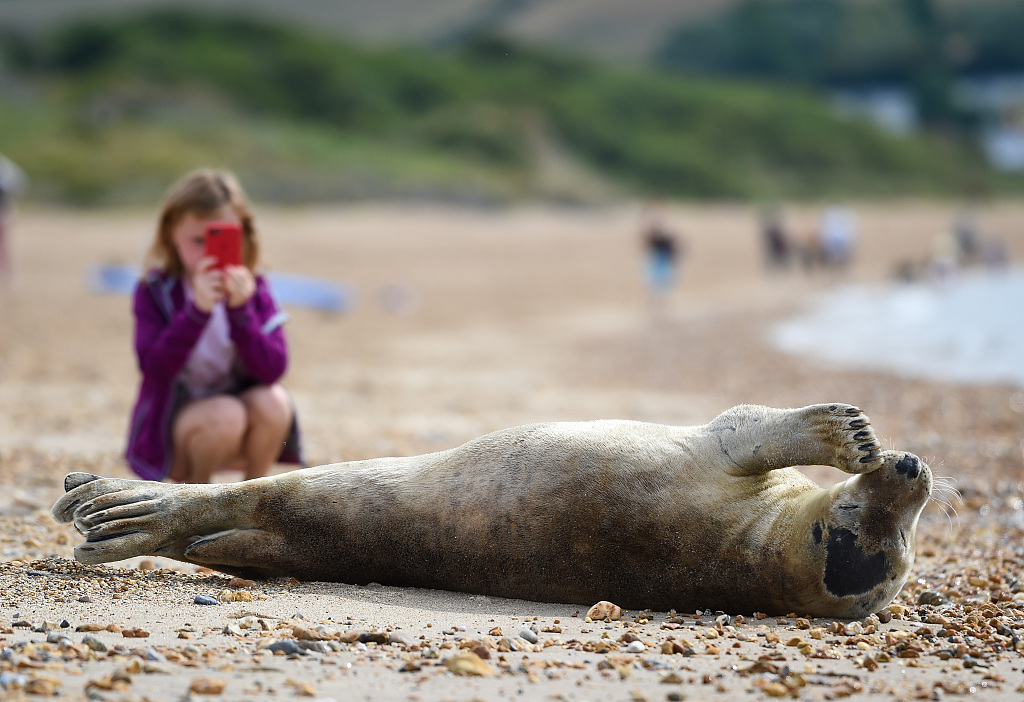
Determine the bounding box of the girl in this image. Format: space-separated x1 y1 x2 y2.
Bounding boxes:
126 169 303 483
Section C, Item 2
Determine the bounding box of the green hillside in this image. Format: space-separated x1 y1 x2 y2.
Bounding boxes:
0 10 1013 205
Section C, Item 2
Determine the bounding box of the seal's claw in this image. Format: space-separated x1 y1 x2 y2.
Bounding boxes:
65 472 102 492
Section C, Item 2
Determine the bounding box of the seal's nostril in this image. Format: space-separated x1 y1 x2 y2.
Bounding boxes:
894 455 920 480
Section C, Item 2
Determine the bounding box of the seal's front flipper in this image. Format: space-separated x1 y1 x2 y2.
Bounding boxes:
707 403 882 476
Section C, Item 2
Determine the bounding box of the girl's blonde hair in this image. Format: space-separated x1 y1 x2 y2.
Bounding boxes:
145 169 260 275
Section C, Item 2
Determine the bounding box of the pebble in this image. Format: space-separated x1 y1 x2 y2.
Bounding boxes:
625 640 645 653
298 641 332 654
266 640 302 655
357 631 388 644
0 672 27 688
82 635 107 652
388 632 412 647
519 628 539 644
586 601 623 622
193 595 218 606
446 652 496 677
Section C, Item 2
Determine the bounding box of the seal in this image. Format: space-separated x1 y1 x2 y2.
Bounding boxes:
52 403 931 617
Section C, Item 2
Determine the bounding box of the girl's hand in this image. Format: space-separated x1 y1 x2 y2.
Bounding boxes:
192 257 225 313
224 265 256 308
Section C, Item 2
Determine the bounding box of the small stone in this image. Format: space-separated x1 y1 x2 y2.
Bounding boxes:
189 678 226 695
194 595 218 606
388 632 412 647
82 635 107 652
266 640 302 655
291 681 317 697
217 589 254 603
357 631 389 645
587 601 623 621
78 595 92 603
297 641 331 654
291 624 325 641
626 640 646 653
24 677 61 695
918 590 946 606
519 628 539 644
445 652 496 677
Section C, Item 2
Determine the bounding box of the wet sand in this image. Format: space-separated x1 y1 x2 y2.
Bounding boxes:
1 202 1023 700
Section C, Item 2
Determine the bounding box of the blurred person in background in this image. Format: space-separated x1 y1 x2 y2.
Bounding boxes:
640 201 685 317
759 205 792 271
127 169 304 484
0 155 28 286
952 209 980 267
818 205 858 271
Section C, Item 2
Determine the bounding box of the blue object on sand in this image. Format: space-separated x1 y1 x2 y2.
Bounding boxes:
88 264 354 313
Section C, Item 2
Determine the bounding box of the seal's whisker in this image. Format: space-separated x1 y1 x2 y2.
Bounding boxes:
929 498 958 532
933 485 963 502
931 486 961 511
931 478 963 503
929 492 961 526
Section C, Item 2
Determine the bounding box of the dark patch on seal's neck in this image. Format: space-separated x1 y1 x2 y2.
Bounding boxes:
821 526 889 598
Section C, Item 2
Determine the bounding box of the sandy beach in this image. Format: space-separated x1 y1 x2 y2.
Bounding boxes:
2 201 1024 701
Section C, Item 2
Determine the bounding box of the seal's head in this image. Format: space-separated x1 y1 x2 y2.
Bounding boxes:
812 451 931 617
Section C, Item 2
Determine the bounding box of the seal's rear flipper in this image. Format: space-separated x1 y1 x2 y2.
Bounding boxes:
51 474 182 563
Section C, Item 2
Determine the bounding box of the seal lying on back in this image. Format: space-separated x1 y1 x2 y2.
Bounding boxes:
52 403 931 617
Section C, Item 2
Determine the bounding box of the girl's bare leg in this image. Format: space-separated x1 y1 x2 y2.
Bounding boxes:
238 384 292 481
170 396 247 483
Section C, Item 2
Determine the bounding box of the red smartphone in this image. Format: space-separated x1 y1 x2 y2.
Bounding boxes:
204 222 242 269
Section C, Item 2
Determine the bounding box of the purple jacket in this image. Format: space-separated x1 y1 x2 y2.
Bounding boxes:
126 269 303 480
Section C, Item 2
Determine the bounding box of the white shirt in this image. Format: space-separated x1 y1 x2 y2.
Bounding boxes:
179 285 237 399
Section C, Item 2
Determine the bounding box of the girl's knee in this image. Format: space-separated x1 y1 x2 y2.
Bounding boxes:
179 397 247 443
242 384 292 426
